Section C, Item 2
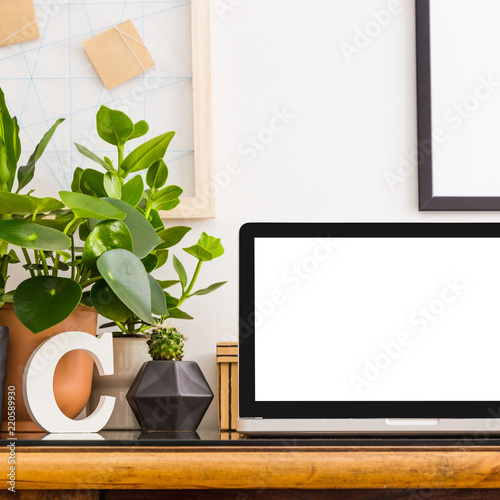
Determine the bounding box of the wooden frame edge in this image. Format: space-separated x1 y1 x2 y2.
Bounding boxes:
162 0 215 219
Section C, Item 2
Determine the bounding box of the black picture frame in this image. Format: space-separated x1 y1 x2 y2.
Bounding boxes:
239 222 500 419
416 0 500 211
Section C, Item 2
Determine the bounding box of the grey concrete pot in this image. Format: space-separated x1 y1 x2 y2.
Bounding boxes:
127 360 213 431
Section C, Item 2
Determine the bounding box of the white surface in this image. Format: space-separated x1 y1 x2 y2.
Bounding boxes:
23 331 115 433
430 0 500 196
9 1 500 430
254 237 500 401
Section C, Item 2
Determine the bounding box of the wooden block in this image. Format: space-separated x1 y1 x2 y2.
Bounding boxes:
217 342 238 431
83 20 155 90
0 0 39 47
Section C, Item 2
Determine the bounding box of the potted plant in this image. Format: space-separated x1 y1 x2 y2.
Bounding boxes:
0 87 100 431
0 88 225 431
69 105 226 429
127 323 213 431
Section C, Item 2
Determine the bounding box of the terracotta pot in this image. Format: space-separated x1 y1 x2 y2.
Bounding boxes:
0 304 98 432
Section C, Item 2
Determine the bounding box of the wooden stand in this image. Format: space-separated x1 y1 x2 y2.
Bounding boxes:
216 342 238 431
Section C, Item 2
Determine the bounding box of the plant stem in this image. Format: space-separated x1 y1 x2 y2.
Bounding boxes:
63 216 79 235
178 259 203 307
71 237 75 280
39 251 49 276
115 321 130 335
117 145 124 174
52 253 60 277
21 249 35 278
80 276 102 288
34 251 41 276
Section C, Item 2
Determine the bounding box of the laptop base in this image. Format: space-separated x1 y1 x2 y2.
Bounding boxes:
237 418 500 436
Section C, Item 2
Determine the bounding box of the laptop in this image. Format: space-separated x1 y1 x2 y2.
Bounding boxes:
237 222 500 435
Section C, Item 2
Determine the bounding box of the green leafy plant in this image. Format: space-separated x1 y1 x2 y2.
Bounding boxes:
146 323 185 361
0 89 226 335
72 105 226 335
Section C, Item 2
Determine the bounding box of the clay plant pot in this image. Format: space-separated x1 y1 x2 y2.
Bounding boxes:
0 304 98 432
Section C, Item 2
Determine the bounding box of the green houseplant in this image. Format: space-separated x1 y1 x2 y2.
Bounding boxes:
0 87 101 431
74 105 226 430
0 88 226 430
72 104 227 335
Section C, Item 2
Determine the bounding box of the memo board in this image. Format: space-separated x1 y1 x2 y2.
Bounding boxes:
0 0 214 219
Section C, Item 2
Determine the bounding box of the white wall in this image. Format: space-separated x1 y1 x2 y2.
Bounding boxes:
183 0 500 429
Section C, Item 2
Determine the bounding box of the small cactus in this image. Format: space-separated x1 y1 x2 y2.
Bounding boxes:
146 324 186 361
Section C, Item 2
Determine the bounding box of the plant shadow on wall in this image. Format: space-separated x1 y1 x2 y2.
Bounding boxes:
0 87 226 430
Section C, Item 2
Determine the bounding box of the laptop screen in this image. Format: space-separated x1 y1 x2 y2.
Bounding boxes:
239 223 500 419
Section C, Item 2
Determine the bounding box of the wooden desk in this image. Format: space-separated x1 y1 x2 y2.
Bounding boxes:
2 435 500 499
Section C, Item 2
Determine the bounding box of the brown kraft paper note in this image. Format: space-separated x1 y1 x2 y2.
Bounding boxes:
0 0 40 46
83 20 155 90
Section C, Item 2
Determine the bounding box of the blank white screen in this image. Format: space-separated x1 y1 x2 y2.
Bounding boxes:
254 237 500 401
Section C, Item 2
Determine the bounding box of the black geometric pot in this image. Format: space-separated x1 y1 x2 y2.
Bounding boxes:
126 360 214 431
0 326 8 428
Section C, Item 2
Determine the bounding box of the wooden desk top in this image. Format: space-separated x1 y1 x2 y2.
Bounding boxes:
2 440 500 490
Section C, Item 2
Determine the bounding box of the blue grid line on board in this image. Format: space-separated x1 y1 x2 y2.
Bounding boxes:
0 0 194 192
0 3 191 63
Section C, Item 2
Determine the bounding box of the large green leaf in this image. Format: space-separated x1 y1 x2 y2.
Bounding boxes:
155 199 180 212
59 191 125 221
28 196 64 213
146 160 168 190
71 167 83 193
121 131 175 174
17 118 65 193
0 88 20 192
173 255 187 289
151 185 182 203
148 274 168 316
74 143 111 171
0 220 71 250
80 168 106 198
141 254 157 273
0 192 36 214
199 232 225 258
156 226 191 250
13 276 82 333
90 279 132 323
167 308 193 320
184 233 225 262
103 171 122 199
183 244 214 262
102 197 162 259
146 208 164 231
155 248 168 269
121 175 144 207
97 248 152 323
34 214 78 233
96 106 134 146
158 280 180 289
129 120 149 140
82 220 133 270
191 281 227 296
0 137 10 192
